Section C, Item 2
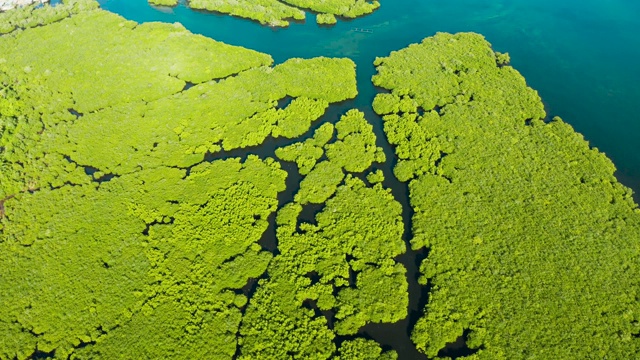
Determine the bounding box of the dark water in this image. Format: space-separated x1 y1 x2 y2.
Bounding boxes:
90 0 639 358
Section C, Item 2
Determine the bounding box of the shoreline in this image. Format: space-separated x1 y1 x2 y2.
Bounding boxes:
0 0 48 12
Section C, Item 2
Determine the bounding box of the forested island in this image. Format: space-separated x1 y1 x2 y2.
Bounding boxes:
149 0 379 26
1 1 639 359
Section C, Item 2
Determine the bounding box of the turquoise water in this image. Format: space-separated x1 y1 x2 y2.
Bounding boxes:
93 0 640 357
98 0 640 196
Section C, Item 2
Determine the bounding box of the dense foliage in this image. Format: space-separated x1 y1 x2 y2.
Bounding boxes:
3 1 640 359
186 0 305 27
373 32 640 358
275 122 335 175
316 13 337 25
149 0 177 7
0 5 370 359
160 0 379 27
279 0 380 19
240 110 404 358
0 0 98 34
0 7 356 198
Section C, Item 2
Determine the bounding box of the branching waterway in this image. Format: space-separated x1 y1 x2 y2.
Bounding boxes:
89 0 640 357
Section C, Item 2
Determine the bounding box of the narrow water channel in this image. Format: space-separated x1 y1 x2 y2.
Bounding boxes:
88 0 640 357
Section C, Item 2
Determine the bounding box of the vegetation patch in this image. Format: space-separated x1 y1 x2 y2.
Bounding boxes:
373 32 640 358
0 4 367 359
156 0 379 27
240 110 405 358
2 1 639 359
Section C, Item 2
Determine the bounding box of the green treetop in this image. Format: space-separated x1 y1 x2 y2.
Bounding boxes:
280 0 380 19
373 32 640 358
148 0 178 7
0 5 360 359
0 7 356 199
240 109 405 358
275 122 335 175
0 157 287 359
187 0 306 27
154 0 380 27
293 110 386 204
0 0 99 34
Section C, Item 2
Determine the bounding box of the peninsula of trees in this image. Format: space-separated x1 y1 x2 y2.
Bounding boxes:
150 0 380 26
373 32 640 358
1 1 639 359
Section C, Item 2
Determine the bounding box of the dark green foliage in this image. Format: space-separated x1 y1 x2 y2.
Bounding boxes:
374 32 640 358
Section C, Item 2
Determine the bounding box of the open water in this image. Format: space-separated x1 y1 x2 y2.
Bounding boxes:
92 0 640 358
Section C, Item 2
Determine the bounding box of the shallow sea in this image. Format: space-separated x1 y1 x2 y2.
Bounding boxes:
88 0 640 357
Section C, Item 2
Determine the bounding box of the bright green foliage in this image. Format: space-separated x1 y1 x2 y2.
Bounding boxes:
0 0 99 34
149 0 177 6
0 10 356 197
0 6 361 359
334 263 407 334
294 110 385 204
372 93 418 115
275 122 334 175
186 0 378 27
281 0 380 18
316 13 337 25
46 58 353 175
273 57 358 103
240 177 407 357
295 160 345 204
325 109 386 173
240 108 406 357
337 339 398 360
0 9 273 113
373 32 545 117
0 67 89 200
366 169 385 184
0 157 287 359
271 97 330 139
188 0 306 27
495 51 511 65
374 32 640 358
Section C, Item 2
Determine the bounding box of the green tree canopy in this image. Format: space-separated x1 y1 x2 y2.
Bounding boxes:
0 5 362 359
373 32 640 358
240 110 405 358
